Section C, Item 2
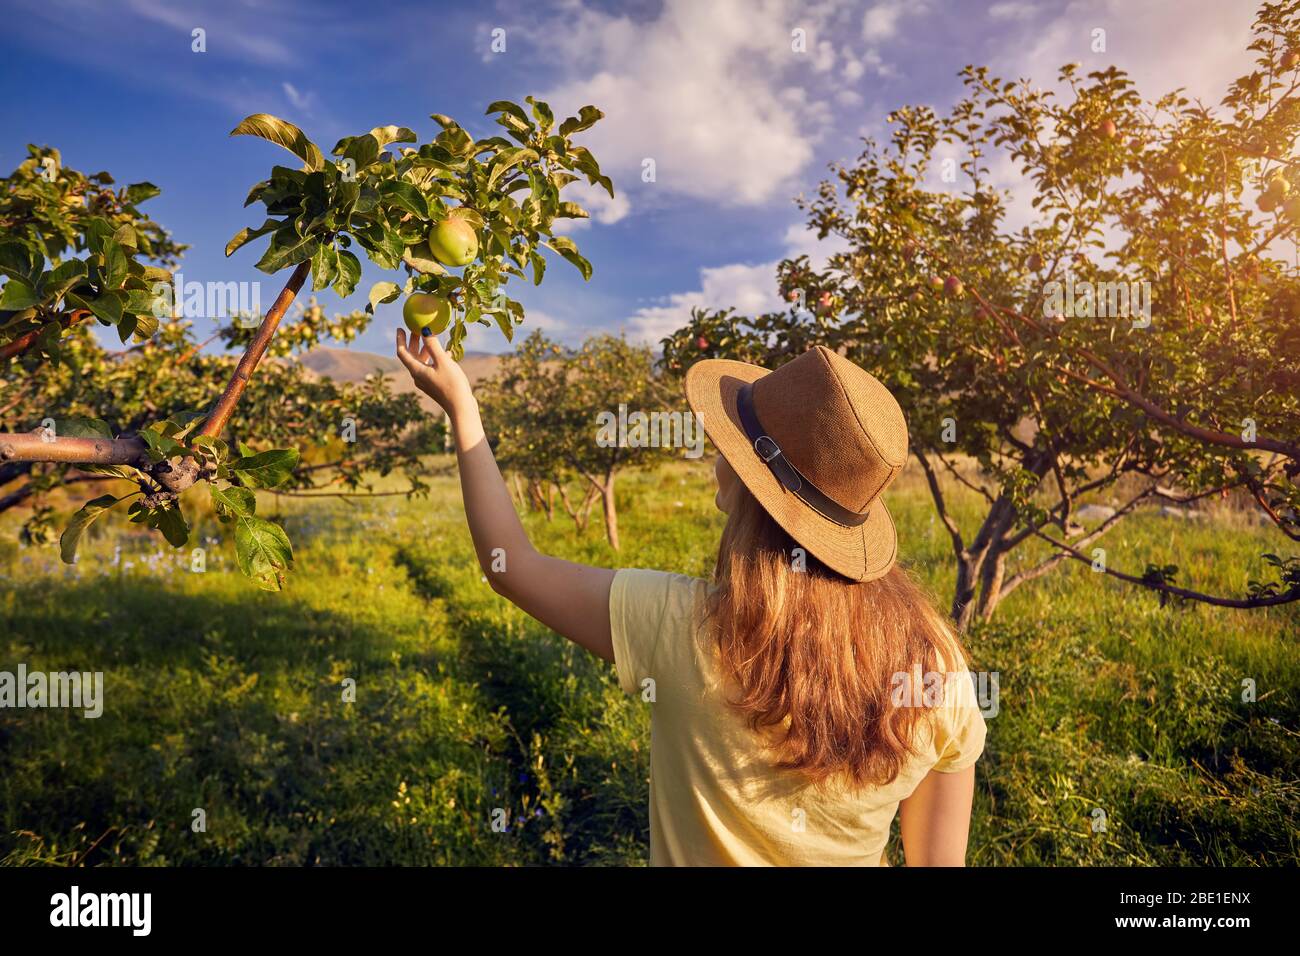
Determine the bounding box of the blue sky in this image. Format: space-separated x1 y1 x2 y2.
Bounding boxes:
0 0 1258 356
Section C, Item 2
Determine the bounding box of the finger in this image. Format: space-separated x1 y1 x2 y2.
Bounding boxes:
419 334 437 367
426 332 449 361
395 329 424 374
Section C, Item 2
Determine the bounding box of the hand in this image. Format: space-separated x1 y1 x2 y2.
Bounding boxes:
395 328 474 417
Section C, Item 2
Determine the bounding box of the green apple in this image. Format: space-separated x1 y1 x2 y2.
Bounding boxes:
402 293 452 335
426 216 479 267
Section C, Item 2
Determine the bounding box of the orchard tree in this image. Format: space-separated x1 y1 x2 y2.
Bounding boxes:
481 331 678 550
0 145 184 364
477 332 589 526
665 2 1300 625
1 299 438 573
0 97 612 588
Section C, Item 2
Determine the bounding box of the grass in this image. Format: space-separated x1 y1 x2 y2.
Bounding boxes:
0 455 1295 865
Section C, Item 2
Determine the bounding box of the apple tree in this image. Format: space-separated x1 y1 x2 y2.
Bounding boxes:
664 3 1300 625
481 331 677 550
0 98 612 588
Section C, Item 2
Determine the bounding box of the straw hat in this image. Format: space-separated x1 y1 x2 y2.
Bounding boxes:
684 345 909 582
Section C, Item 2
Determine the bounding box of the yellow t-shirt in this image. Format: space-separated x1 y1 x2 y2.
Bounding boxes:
609 568 987 866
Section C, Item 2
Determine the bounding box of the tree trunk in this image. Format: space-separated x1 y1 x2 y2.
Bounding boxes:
600 475 619 550
975 546 1010 622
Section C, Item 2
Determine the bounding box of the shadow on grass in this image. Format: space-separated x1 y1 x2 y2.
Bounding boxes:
0 574 516 866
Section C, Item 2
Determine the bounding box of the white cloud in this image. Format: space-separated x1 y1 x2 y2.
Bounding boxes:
281 81 317 114
552 179 632 233
861 0 920 42
625 261 784 345
125 0 295 66
988 1 1038 21
622 222 849 346
531 0 844 208
992 0 1254 107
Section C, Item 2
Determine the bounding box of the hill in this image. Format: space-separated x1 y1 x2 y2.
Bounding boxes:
296 346 504 415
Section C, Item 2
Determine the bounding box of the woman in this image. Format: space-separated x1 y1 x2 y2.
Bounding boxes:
396 330 987 866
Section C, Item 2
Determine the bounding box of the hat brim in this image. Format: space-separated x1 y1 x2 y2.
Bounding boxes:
684 358 898 583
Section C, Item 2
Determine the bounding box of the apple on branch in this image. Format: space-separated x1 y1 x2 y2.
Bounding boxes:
403 293 452 335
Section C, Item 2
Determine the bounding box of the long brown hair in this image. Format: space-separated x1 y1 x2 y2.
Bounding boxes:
703 485 969 790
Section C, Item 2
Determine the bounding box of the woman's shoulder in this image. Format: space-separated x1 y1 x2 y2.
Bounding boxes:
612 568 710 623
608 568 712 696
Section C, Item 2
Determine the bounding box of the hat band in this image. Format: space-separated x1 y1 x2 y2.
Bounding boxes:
736 383 870 528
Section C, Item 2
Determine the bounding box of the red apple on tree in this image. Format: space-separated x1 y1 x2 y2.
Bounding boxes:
943 275 964 297
1097 118 1117 139
696 336 709 350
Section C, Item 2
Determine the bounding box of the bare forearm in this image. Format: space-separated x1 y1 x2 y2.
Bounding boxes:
449 399 535 575
395 328 614 660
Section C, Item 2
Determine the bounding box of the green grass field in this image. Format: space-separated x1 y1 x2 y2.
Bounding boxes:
1 456 1296 866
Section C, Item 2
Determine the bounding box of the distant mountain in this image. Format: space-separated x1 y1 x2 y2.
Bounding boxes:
296 346 504 416
297 347 402 381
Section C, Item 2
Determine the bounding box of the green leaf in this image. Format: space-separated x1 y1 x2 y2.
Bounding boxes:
230 113 325 171
154 503 190 548
124 182 161 204
369 125 417 148
112 223 138 250
77 464 140 480
211 484 256 520
311 243 338 291
487 148 539 191
137 428 186 463
190 434 229 465
402 244 447 275
559 105 604 137
0 276 38 310
543 237 593 281
486 101 533 128
235 515 294 590
56 416 113 440
67 290 123 325
0 242 38 282
46 259 88 301
60 494 125 563
339 134 380 172
226 218 281 257
527 97 554 132
333 250 362 298
368 280 401 313
492 307 514 342
101 239 128 288
255 231 319 274
232 447 299 489
379 180 429 219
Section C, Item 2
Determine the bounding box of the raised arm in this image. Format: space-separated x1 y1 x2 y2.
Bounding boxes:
395 329 615 660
